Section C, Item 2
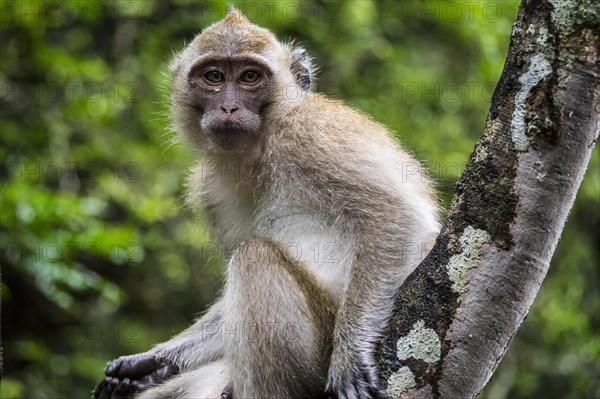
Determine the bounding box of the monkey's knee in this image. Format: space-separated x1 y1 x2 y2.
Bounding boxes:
226 236 332 307
227 237 300 291
228 236 289 274
226 236 304 316
229 234 334 303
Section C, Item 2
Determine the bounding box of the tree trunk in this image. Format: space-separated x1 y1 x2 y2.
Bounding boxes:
378 1 599 398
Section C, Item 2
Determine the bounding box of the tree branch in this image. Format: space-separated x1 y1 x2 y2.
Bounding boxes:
378 1 599 397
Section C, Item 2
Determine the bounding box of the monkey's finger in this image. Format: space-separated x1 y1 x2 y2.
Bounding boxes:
154 362 180 379
367 384 388 399
136 378 153 390
92 379 107 399
113 377 133 397
137 371 169 390
220 382 234 399
337 383 364 399
96 379 112 399
105 359 123 376
129 380 140 392
97 377 118 399
133 362 180 390
370 383 390 399
352 364 387 399
323 387 339 399
120 379 141 395
359 370 384 399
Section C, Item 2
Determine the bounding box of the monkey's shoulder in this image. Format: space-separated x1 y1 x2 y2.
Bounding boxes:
273 93 401 153
299 93 384 129
267 93 416 175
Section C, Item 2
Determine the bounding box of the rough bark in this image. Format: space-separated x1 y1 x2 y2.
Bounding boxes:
378 1 599 398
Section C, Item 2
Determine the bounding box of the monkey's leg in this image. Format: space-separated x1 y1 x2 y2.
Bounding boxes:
136 359 229 399
222 237 337 399
94 300 225 399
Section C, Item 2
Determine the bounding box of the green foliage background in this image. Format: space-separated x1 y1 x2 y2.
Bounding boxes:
1 1 598 398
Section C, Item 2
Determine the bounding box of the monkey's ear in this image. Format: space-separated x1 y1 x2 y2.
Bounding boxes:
290 47 314 93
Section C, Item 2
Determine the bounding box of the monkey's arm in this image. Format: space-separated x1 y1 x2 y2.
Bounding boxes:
93 300 225 399
150 299 225 367
325 251 392 399
326 223 431 399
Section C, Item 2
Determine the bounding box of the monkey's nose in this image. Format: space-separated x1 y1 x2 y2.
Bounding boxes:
221 105 239 114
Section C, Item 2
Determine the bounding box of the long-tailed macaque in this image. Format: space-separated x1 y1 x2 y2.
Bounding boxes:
94 7 440 399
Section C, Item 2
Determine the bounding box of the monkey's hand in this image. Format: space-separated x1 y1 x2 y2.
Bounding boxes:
220 382 234 399
92 353 179 399
325 343 388 399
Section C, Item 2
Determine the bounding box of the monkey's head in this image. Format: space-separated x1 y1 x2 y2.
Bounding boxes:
171 7 313 156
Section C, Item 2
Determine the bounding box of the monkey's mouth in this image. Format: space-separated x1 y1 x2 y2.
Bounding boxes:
207 122 261 151
209 121 259 137
212 126 247 136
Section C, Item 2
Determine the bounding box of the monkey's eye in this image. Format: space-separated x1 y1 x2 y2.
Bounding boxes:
239 70 261 84
204 71 224 84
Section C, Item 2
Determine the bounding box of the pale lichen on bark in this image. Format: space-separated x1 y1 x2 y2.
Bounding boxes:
510 54 552 151
446 226 491 293
395 320 441 363
548 0 595 35
387 366 417 397
385 318 443 397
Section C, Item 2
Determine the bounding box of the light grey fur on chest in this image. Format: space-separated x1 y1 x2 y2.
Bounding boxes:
205 179 353 302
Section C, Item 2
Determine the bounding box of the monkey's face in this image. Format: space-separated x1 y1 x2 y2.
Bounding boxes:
184 57 274 153
171 8 311 157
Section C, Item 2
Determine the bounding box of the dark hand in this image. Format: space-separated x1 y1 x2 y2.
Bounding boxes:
325 351 388 399
93 353 179 399
220 382 234 399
